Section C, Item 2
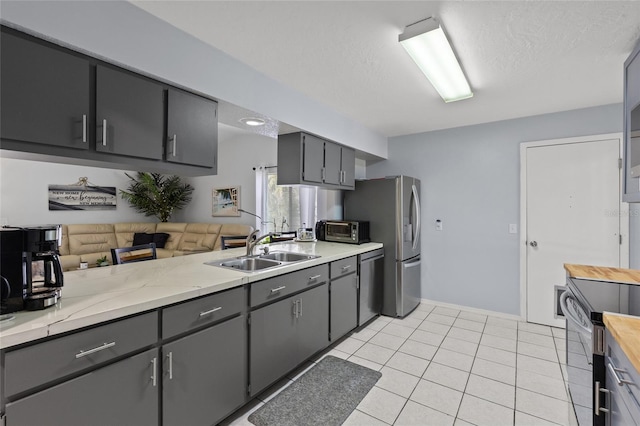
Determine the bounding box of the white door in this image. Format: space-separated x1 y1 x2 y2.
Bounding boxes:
524 137 623 327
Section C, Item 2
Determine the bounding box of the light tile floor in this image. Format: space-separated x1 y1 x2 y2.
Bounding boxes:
221 303 579 426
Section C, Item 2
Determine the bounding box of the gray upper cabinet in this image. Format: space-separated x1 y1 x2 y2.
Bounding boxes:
96 65 164 160
167 88 218 169
1 30 90 150
277 132 356 190
624 37 640 202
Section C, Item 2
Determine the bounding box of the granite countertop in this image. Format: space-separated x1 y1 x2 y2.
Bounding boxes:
603 312 640 374
0 241 383 350
564 264 640 285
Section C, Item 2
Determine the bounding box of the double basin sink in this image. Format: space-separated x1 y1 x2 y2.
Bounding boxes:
206 251 319 272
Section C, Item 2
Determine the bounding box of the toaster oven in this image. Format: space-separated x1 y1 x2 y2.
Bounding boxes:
321 220 370 244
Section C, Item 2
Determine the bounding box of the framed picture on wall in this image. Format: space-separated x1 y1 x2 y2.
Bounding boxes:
212 186 240 217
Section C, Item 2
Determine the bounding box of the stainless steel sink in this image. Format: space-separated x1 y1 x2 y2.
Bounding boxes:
209 257 282 271
205 251 319 272
259 252 318 262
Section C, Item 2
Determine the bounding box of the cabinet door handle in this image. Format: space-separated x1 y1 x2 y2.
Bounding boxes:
151 357 157 387
308 275 321 281
172 134 177 157
75 341 116 359
82 114 87 143
608 361 634 386
292 299 298 318
199 306 222 317
167 351 173 380
321 167 326 182
298 299 302 317
102 119 107 146
595 381 610 415
271 285 286 293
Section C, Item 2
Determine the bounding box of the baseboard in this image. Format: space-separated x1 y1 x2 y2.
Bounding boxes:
420 298 524 322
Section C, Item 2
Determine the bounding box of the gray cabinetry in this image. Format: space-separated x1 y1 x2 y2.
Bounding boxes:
277 132 356 189
5 348 159 426
624 37 640 202
0 30 90 150
330 256 358 341
249 265 329 396
167 88 218 169
605 328 640 425
96 65 164 160
163 315 247 426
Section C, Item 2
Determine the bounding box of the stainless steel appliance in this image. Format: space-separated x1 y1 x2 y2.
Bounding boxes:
560 277 640 426
358 248 384 325
319 220 369 244
344 176 421 317
0 225 64 313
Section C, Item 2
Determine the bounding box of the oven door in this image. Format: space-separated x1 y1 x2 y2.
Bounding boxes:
561 290 597 426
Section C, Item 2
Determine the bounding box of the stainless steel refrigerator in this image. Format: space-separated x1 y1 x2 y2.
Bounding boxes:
344 176 421 317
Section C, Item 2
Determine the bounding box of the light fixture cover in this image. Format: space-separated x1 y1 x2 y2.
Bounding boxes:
399 18 473 102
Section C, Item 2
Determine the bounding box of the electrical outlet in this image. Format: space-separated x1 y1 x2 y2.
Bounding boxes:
509 224 518 234
436 219 443 231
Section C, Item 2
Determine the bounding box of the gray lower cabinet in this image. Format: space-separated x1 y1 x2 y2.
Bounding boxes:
330 256 359 342
1 29 90 150
96 65 164 160
166 88 218 169
162 314 247 426
5 348 159 426
250 283 329 396
605 328 640 425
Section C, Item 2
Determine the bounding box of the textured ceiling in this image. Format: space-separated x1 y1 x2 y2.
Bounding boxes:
132 1 640 138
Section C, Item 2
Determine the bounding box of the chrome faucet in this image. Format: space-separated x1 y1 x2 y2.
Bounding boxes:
246 230 273 257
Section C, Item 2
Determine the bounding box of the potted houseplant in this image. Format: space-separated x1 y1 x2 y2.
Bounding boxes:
96 255 109 267
120 172 194 222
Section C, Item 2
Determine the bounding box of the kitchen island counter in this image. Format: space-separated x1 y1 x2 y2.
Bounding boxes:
0 241 382 349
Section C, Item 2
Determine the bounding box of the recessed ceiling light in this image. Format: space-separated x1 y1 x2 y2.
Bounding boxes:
239 117 266 126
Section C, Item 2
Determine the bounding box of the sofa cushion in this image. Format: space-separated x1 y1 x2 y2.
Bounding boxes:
67 224 117 256
155 223 188 251
113 223 157 248
177 223 222 252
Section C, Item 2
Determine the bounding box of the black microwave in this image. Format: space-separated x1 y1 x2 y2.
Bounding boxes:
316 220 370 244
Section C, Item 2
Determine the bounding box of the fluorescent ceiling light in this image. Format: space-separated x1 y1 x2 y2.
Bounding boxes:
399 17 473 103
239 117 266 126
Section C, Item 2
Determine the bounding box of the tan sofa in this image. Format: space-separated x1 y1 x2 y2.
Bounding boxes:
59 222 253 271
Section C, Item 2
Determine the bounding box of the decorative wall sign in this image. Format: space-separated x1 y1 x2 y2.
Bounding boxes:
48 177 117 211
212 186 240 217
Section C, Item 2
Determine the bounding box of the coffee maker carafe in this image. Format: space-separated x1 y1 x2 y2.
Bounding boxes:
0 225 64 314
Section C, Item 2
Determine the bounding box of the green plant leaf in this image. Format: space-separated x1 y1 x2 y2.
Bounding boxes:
120 172 194 222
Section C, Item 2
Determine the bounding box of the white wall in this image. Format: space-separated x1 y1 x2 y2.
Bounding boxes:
175 130 276 225
0 156 147 226
0 0 387 160
368 103 633 316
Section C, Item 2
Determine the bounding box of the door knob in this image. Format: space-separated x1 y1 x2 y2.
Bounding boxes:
529 241 538 248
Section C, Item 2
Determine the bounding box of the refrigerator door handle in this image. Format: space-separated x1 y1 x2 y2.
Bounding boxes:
411 184 421 251
403 258 421 269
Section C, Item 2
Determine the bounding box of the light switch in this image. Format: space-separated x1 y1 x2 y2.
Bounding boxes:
509 224 518 234
436 219 443 231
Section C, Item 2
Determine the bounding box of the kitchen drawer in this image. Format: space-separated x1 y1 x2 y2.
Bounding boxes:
250 264 328 308
162 286 246 339
4 311 157 397
330 256 357 280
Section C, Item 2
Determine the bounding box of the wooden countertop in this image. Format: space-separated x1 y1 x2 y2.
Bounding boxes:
564 264 640 285
603 313 640 374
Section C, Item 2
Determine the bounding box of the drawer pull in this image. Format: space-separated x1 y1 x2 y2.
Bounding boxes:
608 361 634 386
341 265 352 272
102 119 107 146
75 341 116 359
199 306 222 317
167 352 173 380
271 286 286 293
308 275 321 281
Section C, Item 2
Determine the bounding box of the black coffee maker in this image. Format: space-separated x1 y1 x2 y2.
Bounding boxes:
0 225 64 313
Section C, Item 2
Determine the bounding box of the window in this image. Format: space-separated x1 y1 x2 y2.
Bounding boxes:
255 166 342 234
